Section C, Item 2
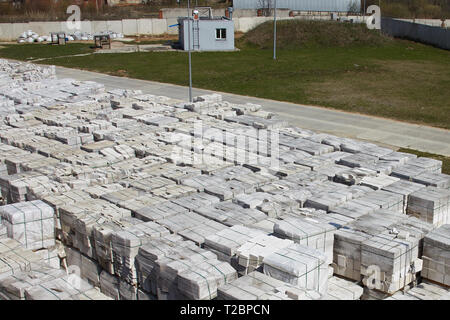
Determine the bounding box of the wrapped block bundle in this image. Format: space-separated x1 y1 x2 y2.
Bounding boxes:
274 215 336 264
263 243 329 295
23 274 94 300
99 270 120 300
0 265 65 300
111 221 170 284
59 199 131 257
325 276 363 300
134 201 187 222
178 219 229 246
0 200 55 250
65 246 101 287
385 281 450 300
204 225 266 265
332 209 405 281
360 230 422 294
177 258 238 300
0 224 6 239
382 180 426 214
92 217 142 274
0 238 49 280
236 234 294 275
217 271 322 300
421 224 450 287
155 246 218 300
135 235 186 295
407 187 450 227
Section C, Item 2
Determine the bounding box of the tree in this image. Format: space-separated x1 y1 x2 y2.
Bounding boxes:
258 0 273 17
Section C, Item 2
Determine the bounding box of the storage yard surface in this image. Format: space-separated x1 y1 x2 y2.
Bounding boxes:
0 59 449 301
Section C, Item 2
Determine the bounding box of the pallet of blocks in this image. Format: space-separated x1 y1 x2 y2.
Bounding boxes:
203 225 267 265
325 276 364 300
135 235 187 296
273 214 336 264
0 264 65 300
235 234 294 275
23 271 111 300
153 244 233 300
111 221 170 285
0 238 55 281
332 209 406 281
263 243 329 295
217 271 322 300
407 187 450 227
384 281 450 300
0 200 55 250
360 229 422 294
421 224 450 287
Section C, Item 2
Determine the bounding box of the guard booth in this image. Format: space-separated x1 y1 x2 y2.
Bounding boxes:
94 34 111 49
178 7 235 51
51 32 66 45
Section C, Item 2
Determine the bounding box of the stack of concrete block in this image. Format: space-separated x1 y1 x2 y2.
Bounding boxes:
360 174 400 190
0 264 64 300
171 192 220 212
421 224 450 287
0 171 43 203
412 172 450 188
117 195 166 216
111 221 170 285
333 228 384 280
23 273 107 300
360 230 422 294
408 157 443 173
154 246 221 299
203 225 267 265
353 190 404 214
325 276 363 300
58 199 131 254
235 234 294 275
176 258 238 300
99 270 120 300
263 243 328 295
273 215 336 264
382 180 426 214
194 201 267 227
134 201 187 222
385 281 450 300
217 271 322 300
65 246 101 287
0 201 55 250
0 238 46 280
92 217 142 274
407 187 450 226
150 184 197 199
135 236 186 296
0 224 6 239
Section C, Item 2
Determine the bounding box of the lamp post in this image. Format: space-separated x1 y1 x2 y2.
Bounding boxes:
187 0 193 102
273 0 277 60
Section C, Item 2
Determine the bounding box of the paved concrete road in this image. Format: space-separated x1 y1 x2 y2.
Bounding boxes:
56 66 450 157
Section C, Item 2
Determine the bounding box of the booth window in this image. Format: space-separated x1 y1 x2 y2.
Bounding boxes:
216 28 227 40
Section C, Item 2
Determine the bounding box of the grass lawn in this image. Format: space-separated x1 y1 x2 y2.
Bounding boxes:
0 21 449 130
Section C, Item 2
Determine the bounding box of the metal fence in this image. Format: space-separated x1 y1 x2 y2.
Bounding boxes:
381 17 450 50
233 0 360 12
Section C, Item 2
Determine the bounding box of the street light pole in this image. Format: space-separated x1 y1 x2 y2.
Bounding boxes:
273 0 277 60
187 0 193 102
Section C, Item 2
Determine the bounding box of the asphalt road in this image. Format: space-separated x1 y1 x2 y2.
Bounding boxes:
55 65 450 157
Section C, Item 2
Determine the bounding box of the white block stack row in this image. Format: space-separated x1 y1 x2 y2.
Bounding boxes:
0 58 449 300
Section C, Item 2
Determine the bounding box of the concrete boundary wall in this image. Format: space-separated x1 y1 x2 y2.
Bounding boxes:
0 15 366 41
381 18 450 50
